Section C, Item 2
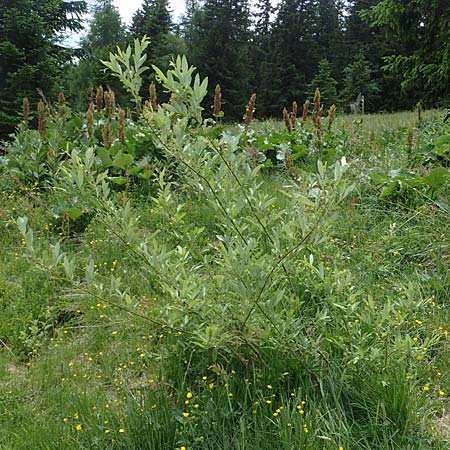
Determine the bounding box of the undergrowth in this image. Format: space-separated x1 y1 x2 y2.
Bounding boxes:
0 42 449 449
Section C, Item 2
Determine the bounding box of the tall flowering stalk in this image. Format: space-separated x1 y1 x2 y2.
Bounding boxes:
312 88 322 130
102 118 112 149
301 100 310 126
283 107 293 133
283 101 298 132
104 88 116 119
118 107 125 144
327 104 336 131
86 103 94 142
58 92 66 117
243 93 256 129
291 101 298 129
37 100 46 138
96 85 104 112
213 84 222 118
149 81 157 111
22 97 30 122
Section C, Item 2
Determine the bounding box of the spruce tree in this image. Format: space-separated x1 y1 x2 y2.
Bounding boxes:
251 0 277 117
307 59 338 107
0 0 86 137
365 0 450 106
130 0 172 41
66 0 128 110
270 0 317 111
340 51 379 112
130 0 186 92
313 0 345 77
188 0 252 120
345 0 403 110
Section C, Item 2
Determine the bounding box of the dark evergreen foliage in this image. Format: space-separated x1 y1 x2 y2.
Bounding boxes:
187 0 252 120
0 0 86 137
130 0 186 98
1 0 450 131
66 0 128 110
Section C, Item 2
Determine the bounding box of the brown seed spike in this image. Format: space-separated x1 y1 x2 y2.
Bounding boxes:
327 104 337 131
22 97 30 122
289 101 298 131
118 107 126 144
301 100 310 126
86 103 94 142
243 93 256 128
102 118 112 149
149 81 157 112
96 85 104 112
213 84 222 118
37 100 46 138
283 107 292 133
104 88 116 119
313 88 321 114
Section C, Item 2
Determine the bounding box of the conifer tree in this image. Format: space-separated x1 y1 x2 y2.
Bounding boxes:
130 0 186 91
188 0 252 120
251 0 277 117
313 0 345 77
307 59 338 108
340 51 379 112
66 0 128 110
0 0 86 136
130 0 172 41
365 0 450 106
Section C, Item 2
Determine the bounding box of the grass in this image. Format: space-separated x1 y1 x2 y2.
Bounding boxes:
1 109 449 449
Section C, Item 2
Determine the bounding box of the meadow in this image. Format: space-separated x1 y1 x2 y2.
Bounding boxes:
1 49 450 450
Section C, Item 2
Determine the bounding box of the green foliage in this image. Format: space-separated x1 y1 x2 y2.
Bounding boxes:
370 167 450 203
130 0 187 98
0 0 86 137
364 0 450 105
307 59 338 107
1 54 450 450
341 51 380 112
101 36 150 114
187 0 252 120
66 0 129 111
152 55 208 125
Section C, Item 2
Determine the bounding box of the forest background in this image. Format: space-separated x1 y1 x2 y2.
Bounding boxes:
1 0 450 138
